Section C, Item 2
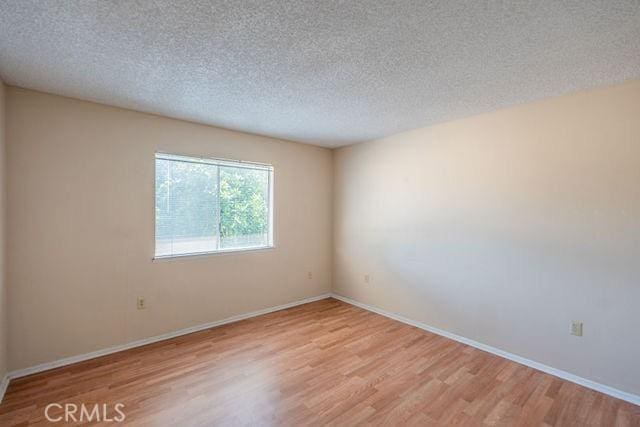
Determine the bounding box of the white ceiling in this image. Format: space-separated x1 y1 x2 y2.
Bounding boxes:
1 1 638 147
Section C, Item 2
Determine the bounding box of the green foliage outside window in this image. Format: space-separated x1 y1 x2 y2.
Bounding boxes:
155 159 269 244
219 166 269 239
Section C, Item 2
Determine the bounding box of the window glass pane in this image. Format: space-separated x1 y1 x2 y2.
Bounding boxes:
155 153 273 257
155 158 219 256
219 166 270 250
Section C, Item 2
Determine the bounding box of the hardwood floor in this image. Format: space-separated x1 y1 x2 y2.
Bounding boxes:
0 298 637 426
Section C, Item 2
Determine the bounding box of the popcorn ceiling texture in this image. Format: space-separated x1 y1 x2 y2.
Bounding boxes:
0 1 638 147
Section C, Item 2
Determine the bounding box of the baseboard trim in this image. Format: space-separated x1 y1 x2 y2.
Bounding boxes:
5 293 332 386
331 293 640 406
0 374 9 404
5 292 637 407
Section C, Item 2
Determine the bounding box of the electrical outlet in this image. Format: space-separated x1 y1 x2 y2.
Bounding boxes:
137 297 147 310
570 321 583 337
364 274 370 284
307 271 313 279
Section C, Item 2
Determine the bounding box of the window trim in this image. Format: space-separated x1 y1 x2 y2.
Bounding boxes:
152 245 275 261
152 151 275 260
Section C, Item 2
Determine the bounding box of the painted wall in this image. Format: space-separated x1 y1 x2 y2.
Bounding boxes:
6 88 333 370
333 80 640 395
0 79 6 381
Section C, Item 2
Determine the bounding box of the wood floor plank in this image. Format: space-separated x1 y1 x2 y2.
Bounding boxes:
0 298 637 426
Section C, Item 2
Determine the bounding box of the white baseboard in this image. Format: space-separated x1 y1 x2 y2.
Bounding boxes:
4 292 638 407
331 293 640 406
5 293 332 388
0 373 9 403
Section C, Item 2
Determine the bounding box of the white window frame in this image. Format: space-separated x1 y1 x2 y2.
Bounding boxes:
153 152 275 260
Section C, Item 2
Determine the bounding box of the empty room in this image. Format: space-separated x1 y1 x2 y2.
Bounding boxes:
0 1 638 426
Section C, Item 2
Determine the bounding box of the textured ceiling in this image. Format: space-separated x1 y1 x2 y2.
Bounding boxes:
0 1 639 147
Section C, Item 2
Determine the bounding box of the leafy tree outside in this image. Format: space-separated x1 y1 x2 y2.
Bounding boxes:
155 159 270 250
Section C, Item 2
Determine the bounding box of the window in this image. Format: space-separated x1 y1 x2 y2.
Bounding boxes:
155 153 274 258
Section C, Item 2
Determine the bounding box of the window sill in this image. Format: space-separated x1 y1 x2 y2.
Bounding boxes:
152 245 275 261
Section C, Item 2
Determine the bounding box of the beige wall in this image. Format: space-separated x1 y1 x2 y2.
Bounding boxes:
5 80 639 397
0 79 6 380
333 80 640 395
6 88 333 370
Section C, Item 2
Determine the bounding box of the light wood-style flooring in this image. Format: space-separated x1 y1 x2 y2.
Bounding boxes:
0 298 638 426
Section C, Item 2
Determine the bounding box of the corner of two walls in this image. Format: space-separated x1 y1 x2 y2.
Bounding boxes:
0 78 7 384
